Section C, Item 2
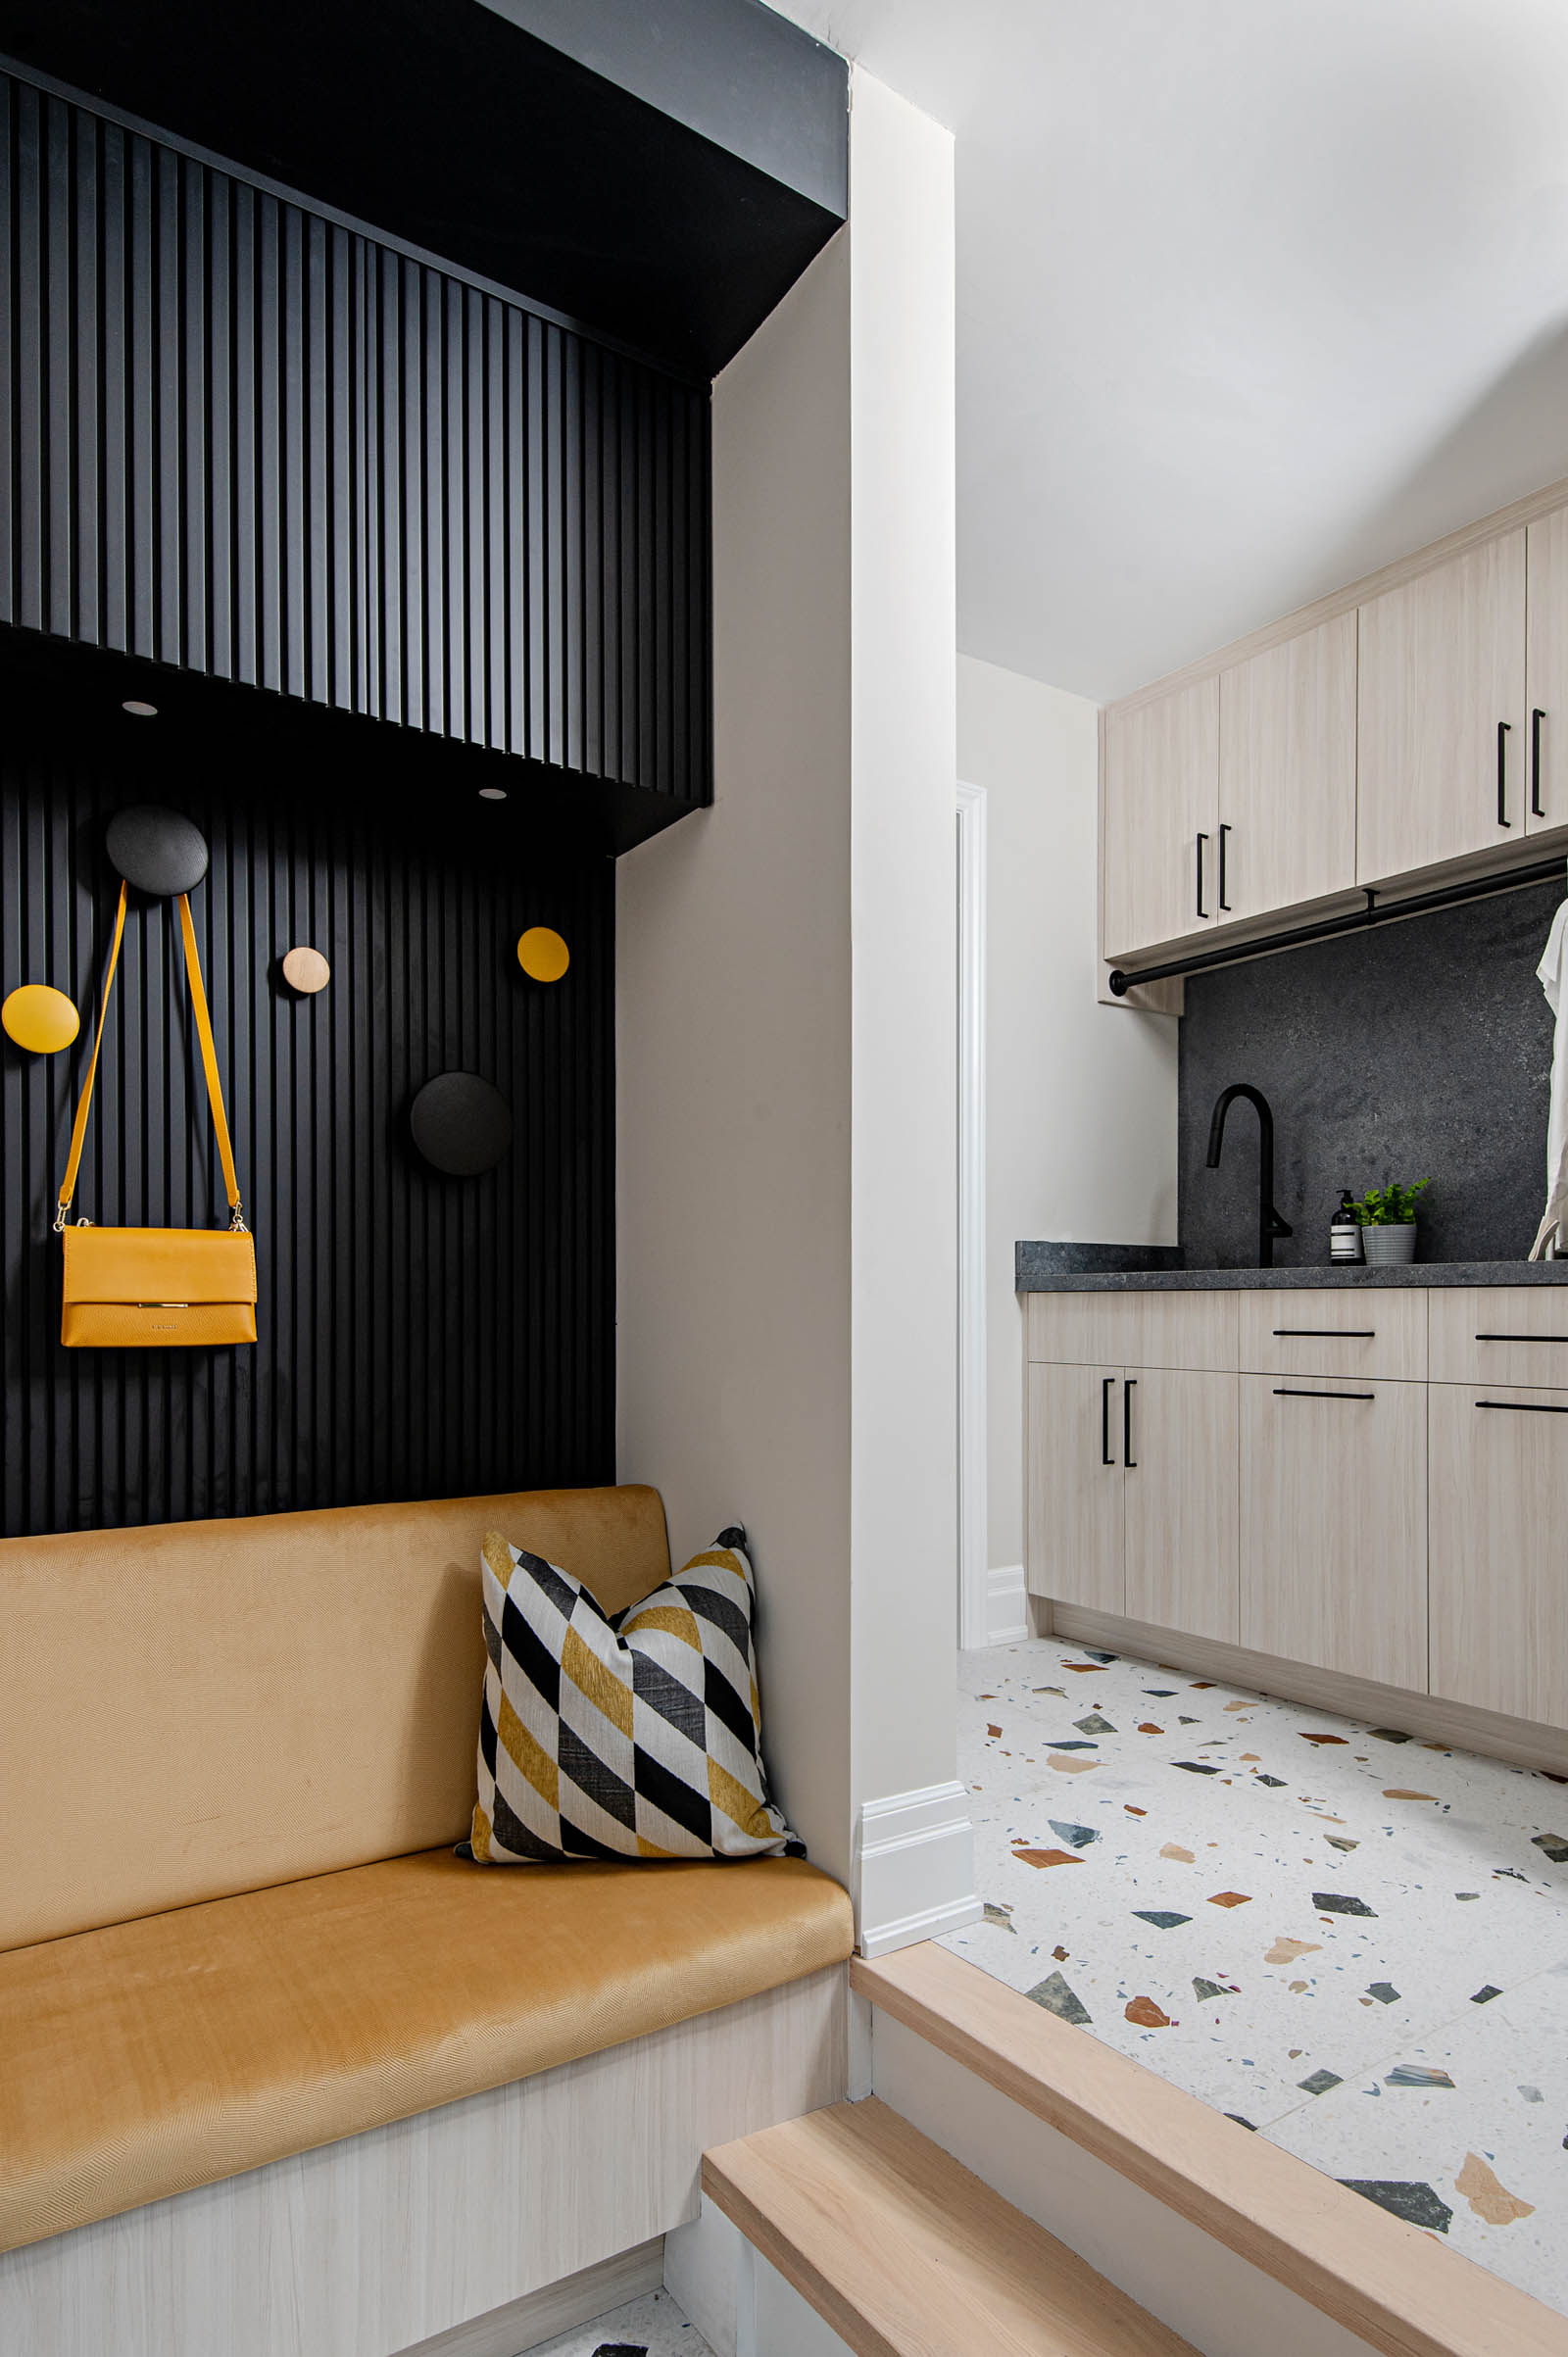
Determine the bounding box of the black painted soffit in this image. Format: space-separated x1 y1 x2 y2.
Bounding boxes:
0 0 848 382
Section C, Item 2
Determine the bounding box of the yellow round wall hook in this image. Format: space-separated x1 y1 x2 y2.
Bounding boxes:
516 926 569 983
3 983 81 1056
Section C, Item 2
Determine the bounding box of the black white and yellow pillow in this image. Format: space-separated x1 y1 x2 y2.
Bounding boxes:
466 1524 802 1863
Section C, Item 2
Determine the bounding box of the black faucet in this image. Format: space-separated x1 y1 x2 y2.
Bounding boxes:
1205 1083 1294 1268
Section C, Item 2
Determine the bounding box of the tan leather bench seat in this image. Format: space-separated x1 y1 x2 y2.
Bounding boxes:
0 1846 853 2256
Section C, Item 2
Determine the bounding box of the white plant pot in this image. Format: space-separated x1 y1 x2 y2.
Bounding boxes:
1361 1222 1417 1265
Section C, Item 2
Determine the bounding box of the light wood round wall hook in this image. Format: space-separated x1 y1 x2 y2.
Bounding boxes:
281 946 331 995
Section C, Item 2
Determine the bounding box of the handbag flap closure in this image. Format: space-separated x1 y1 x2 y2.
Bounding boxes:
62 1227 258 1306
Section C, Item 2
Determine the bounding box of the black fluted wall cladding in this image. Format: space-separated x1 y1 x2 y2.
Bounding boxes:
0 68 710 808
0 726 614 1539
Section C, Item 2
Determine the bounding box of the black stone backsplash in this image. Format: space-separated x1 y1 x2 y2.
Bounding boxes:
1178 877 1564 1269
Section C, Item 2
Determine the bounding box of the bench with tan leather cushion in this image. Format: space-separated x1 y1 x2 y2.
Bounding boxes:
0 1486 853 2256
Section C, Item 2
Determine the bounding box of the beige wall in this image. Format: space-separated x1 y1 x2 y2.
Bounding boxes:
957 654 1179 1577
618 74 959 1905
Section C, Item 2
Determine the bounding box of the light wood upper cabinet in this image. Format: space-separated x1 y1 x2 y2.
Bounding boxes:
1526 508 1568 836
1102 677 1218 958
1356 530 1527 884
1217 614 1357 924
1429 1383 1568 1727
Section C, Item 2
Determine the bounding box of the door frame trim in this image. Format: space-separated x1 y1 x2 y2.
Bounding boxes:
956 779 988 1650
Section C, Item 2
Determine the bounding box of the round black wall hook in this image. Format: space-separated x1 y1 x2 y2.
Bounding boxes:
409 1072 513 1176
105 805 210 897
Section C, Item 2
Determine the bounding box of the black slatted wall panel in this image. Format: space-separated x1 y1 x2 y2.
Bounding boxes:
0 736 614 1538
0 70 710 805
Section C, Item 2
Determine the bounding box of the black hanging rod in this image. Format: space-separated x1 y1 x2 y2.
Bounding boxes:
1107 854 1567 997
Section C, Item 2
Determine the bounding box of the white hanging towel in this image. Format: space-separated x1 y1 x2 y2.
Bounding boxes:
1530 884 1568 1259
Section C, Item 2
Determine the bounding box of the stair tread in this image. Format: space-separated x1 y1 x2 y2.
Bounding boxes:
854 1943 1567 2357
703 2095 1200 2357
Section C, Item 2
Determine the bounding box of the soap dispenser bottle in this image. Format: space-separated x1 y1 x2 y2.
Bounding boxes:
1331 1191 1362 1264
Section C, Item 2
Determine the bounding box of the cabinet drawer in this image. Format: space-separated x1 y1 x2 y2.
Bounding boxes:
1429 1288 1568 1386
1025 1291 1238 1372
1238 1288 1427 1381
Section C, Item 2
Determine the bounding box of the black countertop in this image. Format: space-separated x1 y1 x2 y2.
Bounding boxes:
1015 1241 1568 1293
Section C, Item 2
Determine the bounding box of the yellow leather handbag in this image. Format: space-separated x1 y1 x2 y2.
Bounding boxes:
56 882 257 1349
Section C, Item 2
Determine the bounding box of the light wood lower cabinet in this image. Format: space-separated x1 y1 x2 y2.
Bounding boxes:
1429 1382 1568 1727
1025 1363 1124 1613
1239 1375 1427 1690
1026 1286 1568 1728
1124 1369 1239 1643
1025 1363 1238 1639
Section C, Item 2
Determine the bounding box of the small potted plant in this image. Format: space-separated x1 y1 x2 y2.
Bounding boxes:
1351 1179 1431 1265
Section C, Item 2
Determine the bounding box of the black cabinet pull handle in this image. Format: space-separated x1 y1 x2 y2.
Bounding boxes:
1218 822 1232 911
1497 719 1512 827
1272 1387 1375 1400
1272 1327 1375 1338
1532 708 1546 818
1102 1376 1115 1466
1477 1399 1568 1415
1123 1377 1137 1468
1476 1332 1568 1344
1196 833 1209 919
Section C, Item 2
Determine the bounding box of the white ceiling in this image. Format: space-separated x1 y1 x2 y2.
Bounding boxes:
768 0 1568 701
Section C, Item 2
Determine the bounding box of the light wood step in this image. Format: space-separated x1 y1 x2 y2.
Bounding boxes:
854 1944 1567 2357
702 2094 1200 2357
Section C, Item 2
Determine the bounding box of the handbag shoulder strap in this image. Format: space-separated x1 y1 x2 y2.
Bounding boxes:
57 883 248 1234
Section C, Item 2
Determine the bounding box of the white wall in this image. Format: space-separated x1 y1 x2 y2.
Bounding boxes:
957 653 1179 1578
616 229 855 1886
846 74 959 1826
618 72 968 1942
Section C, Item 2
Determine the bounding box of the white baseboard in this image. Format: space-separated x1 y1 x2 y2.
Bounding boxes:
853 1781 981 1959
985 1563 1028 1646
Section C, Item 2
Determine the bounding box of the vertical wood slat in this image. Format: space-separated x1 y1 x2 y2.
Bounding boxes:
0 747 614 1540
0 66 710 807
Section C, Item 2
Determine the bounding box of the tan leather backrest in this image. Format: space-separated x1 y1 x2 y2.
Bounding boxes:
0 1485 669 1953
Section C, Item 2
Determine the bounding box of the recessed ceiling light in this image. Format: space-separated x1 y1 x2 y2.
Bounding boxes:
477 786 507 801
122 699 158 717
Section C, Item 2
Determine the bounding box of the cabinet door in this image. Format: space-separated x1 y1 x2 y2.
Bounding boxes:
1356 530 1526 884
1102 677 1219 958
1240 1375 1426 1690
1124 1370 1239 1643
1218 614 1356 924
1526 507 1568 837
1429 1383 1568 1727
1024 1363 1124 1611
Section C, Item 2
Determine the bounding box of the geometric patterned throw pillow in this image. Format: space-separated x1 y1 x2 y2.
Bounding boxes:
464 1524 804 1865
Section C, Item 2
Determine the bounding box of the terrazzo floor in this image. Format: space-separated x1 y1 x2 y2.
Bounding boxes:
530 2286 712 2356
942 1637 1568 2315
